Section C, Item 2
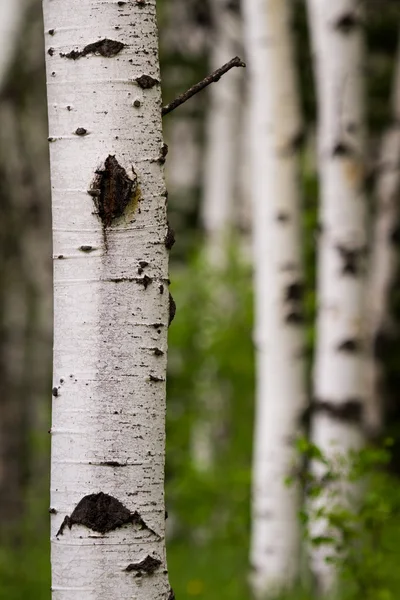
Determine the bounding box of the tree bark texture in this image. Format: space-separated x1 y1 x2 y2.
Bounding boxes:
243 0 306 595
42 1 171 598
307 0 368 593
366 32 400 435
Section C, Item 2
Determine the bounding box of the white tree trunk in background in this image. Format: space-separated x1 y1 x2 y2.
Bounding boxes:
191 0 243 473
243 0 306 595
42 1 171 598
201 0 242 267
366 34 400 435
0 0 24 91
307 0 368 593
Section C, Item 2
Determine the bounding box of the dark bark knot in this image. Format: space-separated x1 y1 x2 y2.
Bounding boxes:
56 492 159 537
89 155 139 227
311 398 364 424
334 13 362 34
75 127 88 136
125 555 162 576
337 339 361 353
169 293 176 326
285 281 304 325
165 223 175 250
60 39 125 60
336 244 366 276
135 75 159 89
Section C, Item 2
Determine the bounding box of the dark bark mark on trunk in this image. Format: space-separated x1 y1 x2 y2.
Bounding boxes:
337 338 361 353
56 492 159 537
124 555 162 575
159 144 169 164
286 281 304 302
135 75 159 89
285 311 305 325
165 223 175 250
285 281 304 325
334 13 362 34
336 244 366 276
152 348 164 356
311 398 364 423
149 374 165 382
332 141 355 157
168 588 176 600
89 155 139 228
60 39 125 60
276 212 290 223
168 293 176 326
75 127 88 136
99 461 127 467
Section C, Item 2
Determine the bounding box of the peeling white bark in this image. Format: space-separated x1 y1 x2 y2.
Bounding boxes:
0 0 24 91
366 34 400 435
243 0 306 595
42 2 171 598
307 0 368 593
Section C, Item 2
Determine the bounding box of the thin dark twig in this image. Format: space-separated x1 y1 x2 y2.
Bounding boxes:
161 56 246 117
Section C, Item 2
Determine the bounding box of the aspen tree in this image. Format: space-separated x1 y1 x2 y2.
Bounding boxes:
42 1 172 597
191 0 243 473
242 0 306 594
366 33 400 435
306 0 368 593
0 0 24 91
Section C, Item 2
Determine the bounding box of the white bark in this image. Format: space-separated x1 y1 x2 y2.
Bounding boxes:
43 2 171 598
191 0 243 474
0 0 24 91
366 34 400 435
201 0 243 267
307 0 368 593
243 0 306 595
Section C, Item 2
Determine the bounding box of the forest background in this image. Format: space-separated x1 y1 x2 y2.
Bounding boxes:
1 0 400 598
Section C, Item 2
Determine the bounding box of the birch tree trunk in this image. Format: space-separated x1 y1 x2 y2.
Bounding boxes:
191 0 243 473
366 33 400 436
42 2 172 598
0 0 52 539
243 0 306 595
307 0 368 593
0 0 24 91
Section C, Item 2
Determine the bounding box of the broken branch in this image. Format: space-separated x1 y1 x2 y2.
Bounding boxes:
162 56 246 117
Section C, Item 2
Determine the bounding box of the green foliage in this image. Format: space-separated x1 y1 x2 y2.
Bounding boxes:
294 438 400 600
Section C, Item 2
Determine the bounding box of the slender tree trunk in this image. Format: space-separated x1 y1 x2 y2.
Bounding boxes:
306 1 368 594
0 0 24 91
42 2 172 598
0 0 51 540
366 33 400 435
191 0 243 473
201 0 242 267
243 0 306 595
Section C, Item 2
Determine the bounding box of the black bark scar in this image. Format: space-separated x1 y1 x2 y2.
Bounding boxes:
89 155 138 227
311 398 363 423
56 492 159 537
125 555 162 575
169 293 176 326
165 223 175 250
61 39 125 60
136 75 159 89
